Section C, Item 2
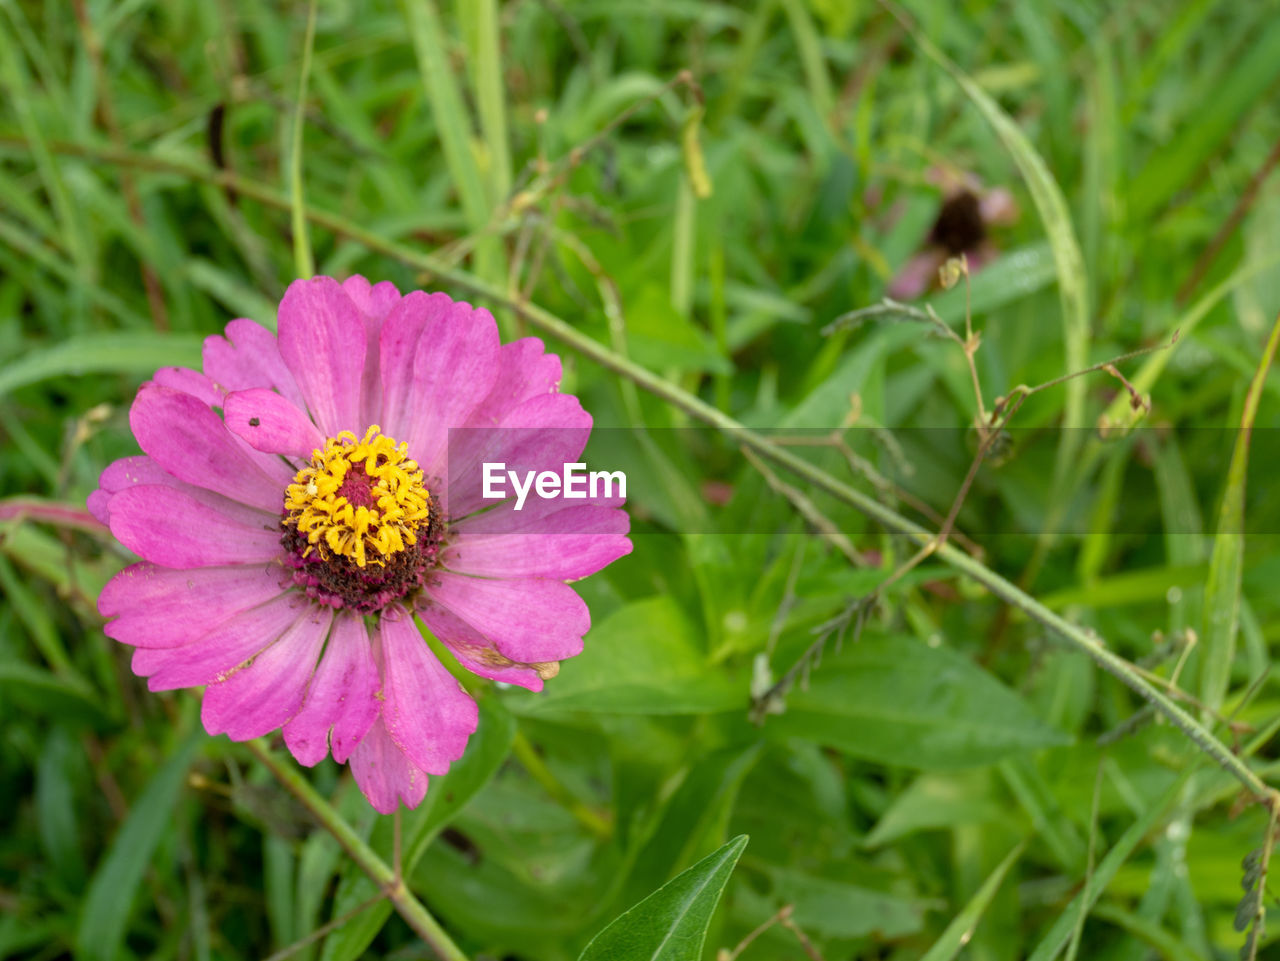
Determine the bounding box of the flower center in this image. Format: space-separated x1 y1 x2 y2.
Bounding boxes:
280 426 442 613
284 426 430 568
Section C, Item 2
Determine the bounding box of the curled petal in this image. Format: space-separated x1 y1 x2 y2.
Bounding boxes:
417 602 545 691
224 388 325 459
130 384 281 512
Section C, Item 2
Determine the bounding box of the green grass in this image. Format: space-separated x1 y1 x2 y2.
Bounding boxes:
4 1 1280 959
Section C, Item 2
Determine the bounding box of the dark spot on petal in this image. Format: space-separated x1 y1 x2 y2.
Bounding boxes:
249 417 260 427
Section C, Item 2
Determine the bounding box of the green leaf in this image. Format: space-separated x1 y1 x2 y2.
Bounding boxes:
578 835 748 961
0 662 114 729
1098 251 1280 433
920 842 1025 961
624 286 731 375
75 730 203 961
769 867 926 939
763 636 1070 768
927 242 1057 326
508 596 744 716
621 745 760 909
864 770 1005 848
1200 316 1280 711
0 332 204 397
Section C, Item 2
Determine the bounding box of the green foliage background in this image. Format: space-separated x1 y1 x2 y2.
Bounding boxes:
4 1 1280 959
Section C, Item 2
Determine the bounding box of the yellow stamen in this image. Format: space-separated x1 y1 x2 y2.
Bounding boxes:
283 426 431 568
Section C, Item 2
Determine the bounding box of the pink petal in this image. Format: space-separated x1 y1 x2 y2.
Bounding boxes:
152 367 224 408
377 610 477 775
343 276 403 427
223 388 325 459
342 275 402 323
283 612 380 765
201 605 333 740
422 574 588 663
445 506 632 580
379 294 500 480
130 384 282 512
97 455 284 530
965 242 999 273
87 489 112 524
349 716 430 814
277 277 366 437
377 291 445 439
98 455 175 493
464 338 563 427
887 248 947 300
108 485 281 568
101 561 289 648
203 318 306 410
454 483 625 533
416 603 544 691
132 592 307 691
445 393 593 518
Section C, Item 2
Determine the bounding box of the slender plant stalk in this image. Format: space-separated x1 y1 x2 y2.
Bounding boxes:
245 740 469 961
6 137 1275 807
261 893 386 961
289 0 318 280
511 730 612 840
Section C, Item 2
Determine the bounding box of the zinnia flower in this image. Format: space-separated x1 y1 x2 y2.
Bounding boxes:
90 276 631 812
886 168 1019 300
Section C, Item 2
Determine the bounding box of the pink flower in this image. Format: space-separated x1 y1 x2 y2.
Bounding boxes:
90 276 631 813
886 169 1020 300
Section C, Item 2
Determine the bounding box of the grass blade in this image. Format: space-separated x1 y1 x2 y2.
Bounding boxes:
0 332 204 397
920 841 1024 961
1199 314 1280 712
1026 771 1189 961
75 731 203 961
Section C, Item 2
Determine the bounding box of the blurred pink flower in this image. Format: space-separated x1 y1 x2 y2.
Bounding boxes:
91 276 631 813
887 171 1019 300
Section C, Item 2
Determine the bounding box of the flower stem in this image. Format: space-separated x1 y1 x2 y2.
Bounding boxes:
13 137 1273 807
245 740 469 961
289 0 318 280
511 730 612 840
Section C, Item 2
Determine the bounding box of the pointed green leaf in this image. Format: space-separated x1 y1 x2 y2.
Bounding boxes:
920 842 1025 961
578 835 748 961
